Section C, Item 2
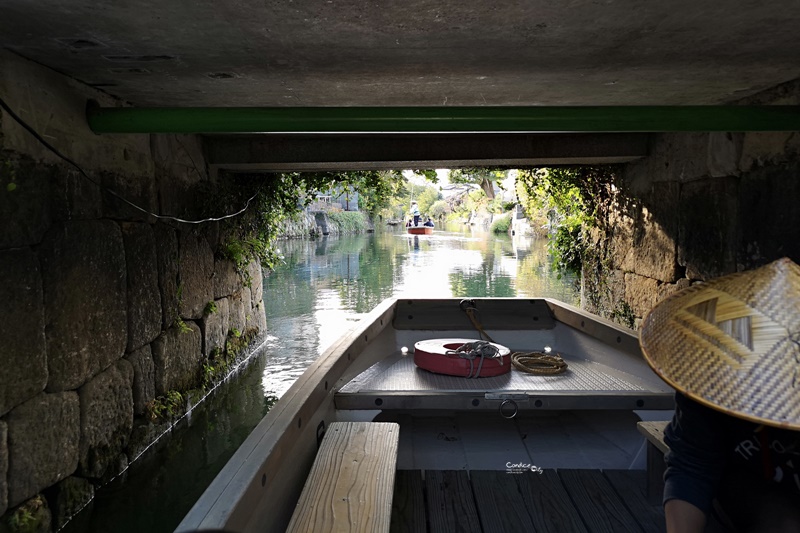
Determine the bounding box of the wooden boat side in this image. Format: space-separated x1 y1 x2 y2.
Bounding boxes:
176 298 398 533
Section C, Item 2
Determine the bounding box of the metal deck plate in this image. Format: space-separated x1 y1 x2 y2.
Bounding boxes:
339 355 652 393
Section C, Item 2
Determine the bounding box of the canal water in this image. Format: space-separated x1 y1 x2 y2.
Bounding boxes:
64 225 578 533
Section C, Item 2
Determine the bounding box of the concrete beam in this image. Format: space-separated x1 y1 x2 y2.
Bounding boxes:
204 133 650 171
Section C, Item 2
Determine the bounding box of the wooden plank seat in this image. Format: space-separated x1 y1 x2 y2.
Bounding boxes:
286 421 400 533
637 421 670 505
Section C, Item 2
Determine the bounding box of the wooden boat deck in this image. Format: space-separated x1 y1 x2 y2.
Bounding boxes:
392 468 666 532
392 468 731 533
371 412 649 471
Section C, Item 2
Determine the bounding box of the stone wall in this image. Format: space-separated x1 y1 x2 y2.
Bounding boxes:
0 51 266 529
584 79 800 328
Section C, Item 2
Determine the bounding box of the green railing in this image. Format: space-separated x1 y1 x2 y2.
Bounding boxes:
86 105 800 134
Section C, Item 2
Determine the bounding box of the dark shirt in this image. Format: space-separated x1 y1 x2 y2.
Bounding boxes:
663 392 800 514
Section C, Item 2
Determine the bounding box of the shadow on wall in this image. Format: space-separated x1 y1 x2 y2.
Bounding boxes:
582 79 800 328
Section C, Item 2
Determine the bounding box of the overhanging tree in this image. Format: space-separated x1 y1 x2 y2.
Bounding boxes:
448 168 508 200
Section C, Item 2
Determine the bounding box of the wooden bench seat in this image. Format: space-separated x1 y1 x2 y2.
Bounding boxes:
637 420 670 505
286 421 400 533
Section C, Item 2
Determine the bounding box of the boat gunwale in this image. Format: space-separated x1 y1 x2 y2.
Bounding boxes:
176 297 398 533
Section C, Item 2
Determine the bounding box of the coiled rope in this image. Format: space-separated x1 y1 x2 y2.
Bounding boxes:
445 340 504 378
510 352 568 375
461 301 569 376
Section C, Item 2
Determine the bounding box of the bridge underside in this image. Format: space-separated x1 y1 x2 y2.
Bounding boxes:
205 133 651 172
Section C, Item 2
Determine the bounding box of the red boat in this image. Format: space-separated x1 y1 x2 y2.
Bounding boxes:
407 226 433 235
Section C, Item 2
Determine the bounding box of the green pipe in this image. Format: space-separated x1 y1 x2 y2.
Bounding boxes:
86 105 800 134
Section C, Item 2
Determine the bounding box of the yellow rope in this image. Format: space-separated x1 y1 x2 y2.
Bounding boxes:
464 307 496 343
511 351 569 375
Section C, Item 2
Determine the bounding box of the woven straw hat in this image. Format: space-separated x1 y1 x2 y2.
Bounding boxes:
640 257 800 430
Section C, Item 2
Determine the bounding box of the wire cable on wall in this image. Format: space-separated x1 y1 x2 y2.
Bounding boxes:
0 95 258 224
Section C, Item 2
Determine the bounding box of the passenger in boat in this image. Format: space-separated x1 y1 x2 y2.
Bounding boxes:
410 201 420 226
423 217 435 227
639 258 800 533
405 218 413 228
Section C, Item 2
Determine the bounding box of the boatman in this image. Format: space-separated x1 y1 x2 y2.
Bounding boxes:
410 201 420 226
639 258 800 532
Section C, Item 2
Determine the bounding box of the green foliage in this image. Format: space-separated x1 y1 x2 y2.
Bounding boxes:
516 167 615 276
174 317 192 334
517 166 621 225
414 186 441 218
610 300 636 329
551 224 585 276
449 168 508 199
201 352 231 389
145 390 184 422
204 301 218 315
326 210 368 233
214 171 404 272
226 327 258 357
5 495 48 533
389 179 441 221
429 200 449 219
490 213 512 234
351 170 408 214
6 507 33 532
411 169 438 181
488 197 509 214
515 165 622 277
1 157 18 193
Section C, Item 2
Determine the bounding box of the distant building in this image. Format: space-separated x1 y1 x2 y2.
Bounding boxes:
308 185 359 211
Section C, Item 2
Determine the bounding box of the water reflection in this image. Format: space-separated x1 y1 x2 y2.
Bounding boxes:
62 347 273 533
261 225 578 398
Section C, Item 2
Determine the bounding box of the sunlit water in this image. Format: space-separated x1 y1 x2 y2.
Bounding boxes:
260 226 579 398
65 225 578 533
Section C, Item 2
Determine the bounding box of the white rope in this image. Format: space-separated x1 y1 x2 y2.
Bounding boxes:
446 340 503 378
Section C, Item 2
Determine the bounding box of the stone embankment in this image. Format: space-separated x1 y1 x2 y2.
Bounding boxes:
277 211 373 238
0 50 267 531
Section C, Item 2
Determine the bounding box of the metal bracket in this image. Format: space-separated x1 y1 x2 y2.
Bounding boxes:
485 392 529 401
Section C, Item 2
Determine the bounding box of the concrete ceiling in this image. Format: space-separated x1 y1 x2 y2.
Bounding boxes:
2 1 799 108
2 1 799 169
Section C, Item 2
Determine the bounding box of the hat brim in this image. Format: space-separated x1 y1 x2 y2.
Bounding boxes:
639 258 800 430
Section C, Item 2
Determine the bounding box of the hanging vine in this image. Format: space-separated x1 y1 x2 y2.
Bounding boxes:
211 171 407 271
516 165 623 277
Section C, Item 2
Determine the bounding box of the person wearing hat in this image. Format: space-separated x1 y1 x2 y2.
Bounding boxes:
410 201 420 226
640 258 800 532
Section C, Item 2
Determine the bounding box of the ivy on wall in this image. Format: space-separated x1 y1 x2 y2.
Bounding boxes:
517 165 640 325
517 166 621 275
213 171 405 271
